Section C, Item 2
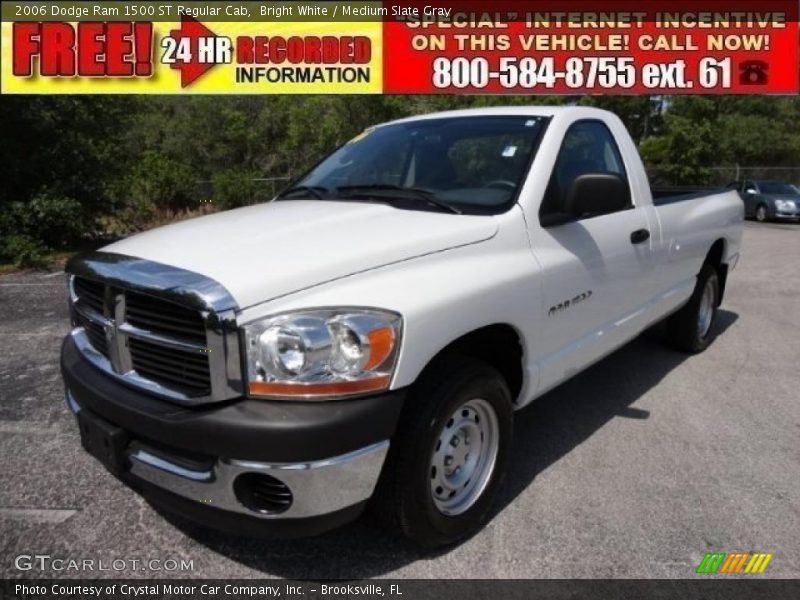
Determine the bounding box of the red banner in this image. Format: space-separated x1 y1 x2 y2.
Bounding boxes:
383 1 799 94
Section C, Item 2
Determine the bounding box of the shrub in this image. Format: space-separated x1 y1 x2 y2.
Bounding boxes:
25 193 85 247
0 192 84 266
129 152 196 211
98 196 159 237
0 234 48 269
211 168 261 210
1 194 84 247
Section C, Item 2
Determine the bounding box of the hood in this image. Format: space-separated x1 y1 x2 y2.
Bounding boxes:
103 200 498 309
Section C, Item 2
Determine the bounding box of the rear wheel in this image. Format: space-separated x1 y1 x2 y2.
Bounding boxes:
755 204 768 222
373 356 513 547
666 264 720 353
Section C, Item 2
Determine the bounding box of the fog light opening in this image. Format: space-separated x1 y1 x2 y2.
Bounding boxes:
233 472 293 515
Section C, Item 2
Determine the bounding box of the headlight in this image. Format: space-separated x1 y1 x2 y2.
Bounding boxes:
775 199 796 210
244 308 402 399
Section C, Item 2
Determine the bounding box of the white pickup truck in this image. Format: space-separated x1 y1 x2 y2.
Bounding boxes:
61 106 743 547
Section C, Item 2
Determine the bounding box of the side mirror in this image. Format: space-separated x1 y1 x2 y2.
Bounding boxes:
745 189 756 195
564 173 630 218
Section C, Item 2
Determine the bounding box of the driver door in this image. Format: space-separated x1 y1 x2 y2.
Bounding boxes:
532 120 656 392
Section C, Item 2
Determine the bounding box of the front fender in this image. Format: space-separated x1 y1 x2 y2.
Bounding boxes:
236 208 542 403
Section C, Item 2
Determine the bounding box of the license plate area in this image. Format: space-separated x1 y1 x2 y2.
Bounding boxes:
78 410 129 475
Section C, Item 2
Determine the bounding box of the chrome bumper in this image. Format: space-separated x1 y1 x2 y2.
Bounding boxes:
67 391 388 520
128 442 389 519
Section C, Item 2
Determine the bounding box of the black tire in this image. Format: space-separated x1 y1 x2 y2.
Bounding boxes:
755 204 769 222
372 356 513 547
666 264 720 353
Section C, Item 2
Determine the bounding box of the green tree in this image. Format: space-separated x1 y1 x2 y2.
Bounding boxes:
640 97 717 185
4 94 800 267
579 96 665 143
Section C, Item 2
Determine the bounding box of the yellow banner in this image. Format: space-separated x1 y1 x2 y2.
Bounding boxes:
1 20 382 94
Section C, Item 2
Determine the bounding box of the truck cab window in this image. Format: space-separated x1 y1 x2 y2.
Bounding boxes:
293 116 546 215
540 121 629 224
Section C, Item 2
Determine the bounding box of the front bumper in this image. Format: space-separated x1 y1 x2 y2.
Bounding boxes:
61 336 405 536
772 203 800 220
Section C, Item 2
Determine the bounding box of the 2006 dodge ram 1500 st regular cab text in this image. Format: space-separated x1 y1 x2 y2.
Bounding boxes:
61 107 744 547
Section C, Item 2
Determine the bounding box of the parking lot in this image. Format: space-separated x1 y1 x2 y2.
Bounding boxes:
1 221 798 579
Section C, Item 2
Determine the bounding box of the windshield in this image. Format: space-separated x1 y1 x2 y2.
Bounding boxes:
758 181 798 195
291 116 547 214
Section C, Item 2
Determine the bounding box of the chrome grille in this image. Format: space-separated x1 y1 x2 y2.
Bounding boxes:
72 275 211 395
126 290 207 343
75 310 109 358
66 254 242 406
72 277 106 315
129 337 210 394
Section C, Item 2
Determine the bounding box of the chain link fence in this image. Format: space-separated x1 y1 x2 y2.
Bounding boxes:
195 176 292 206
646 166 800 188
197 169 800 203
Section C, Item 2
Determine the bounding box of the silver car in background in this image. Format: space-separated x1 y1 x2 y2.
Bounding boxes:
727 180 800 222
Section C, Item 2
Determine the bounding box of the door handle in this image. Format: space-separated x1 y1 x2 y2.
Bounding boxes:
630 229 650 244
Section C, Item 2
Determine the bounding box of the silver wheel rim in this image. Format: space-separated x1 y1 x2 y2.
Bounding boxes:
756 206 766 221
697 278 716 339
429 398 499 516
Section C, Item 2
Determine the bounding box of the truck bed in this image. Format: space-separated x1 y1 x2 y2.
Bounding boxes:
651 187 727 206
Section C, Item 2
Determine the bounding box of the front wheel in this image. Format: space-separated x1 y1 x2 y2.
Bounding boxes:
755 204 769 222
372 356 513 547
666 264 720 353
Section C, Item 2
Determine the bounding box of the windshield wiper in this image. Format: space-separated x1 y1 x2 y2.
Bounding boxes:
335 184 462 215
276 185 330 200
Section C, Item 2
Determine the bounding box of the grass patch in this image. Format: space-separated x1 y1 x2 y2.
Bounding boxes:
0 249 80 275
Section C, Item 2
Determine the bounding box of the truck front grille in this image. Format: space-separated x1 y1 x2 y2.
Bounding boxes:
76 311 109 358
72 276 106 315
125 290 207 344
70 274 225 403
129 337 211 394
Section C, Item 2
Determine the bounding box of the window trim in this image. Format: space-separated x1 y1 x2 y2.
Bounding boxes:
538 118 634 228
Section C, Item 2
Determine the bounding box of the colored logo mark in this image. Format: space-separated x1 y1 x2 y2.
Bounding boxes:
696 552 773 574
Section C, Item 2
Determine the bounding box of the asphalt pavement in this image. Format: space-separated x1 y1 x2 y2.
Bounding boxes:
1 221 798 579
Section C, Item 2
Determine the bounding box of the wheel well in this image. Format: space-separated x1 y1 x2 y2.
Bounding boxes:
426 324 524 402
704 239 728 305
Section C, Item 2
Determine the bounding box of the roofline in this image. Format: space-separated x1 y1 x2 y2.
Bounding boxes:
381 105 614 127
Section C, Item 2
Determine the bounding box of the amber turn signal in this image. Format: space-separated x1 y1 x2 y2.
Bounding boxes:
249 374 391 399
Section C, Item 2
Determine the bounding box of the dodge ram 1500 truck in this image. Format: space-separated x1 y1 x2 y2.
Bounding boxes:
61 107 743 547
